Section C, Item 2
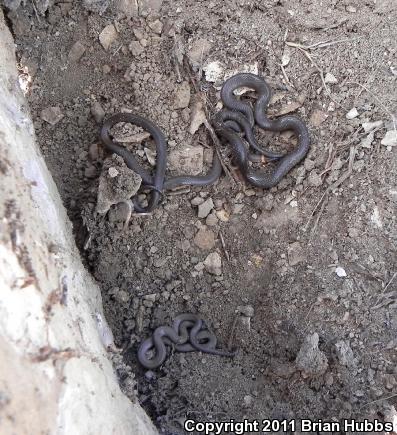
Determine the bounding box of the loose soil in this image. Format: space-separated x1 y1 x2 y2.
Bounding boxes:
4 0 397 433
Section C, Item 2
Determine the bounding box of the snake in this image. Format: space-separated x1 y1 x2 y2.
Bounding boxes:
137 313 235 369
100 73 310 212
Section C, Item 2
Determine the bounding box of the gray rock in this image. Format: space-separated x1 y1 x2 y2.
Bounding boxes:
41 106 64 125
335 340 356 367
203 252 222 275
308 171 323 187
287 242 305 266
188 38 212 69
148 19 163 35
205 212 218 226
113 0 139 17
68 41 86 63
91 101 105 124
129 41 144 56
138 0 163 15
168 145 203 176
99 24 118 51
193 228 215 250
173 81 191 109
83 0 110 14
295 333 328 376
198 198 214 218
381 130 397 147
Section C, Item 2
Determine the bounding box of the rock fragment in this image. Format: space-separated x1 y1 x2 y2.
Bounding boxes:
91 101 105 124
129 41 144 56
198 198 214 218
99 24 118 51
346 107 359 120
324 72 338 84
194 228 215 250
295 333 328 377
41 106 64 125
173 81 191 109
168 145 203 176
148 19 163 35
204 252 222 275
335 341 356 367
83 0 110 13
68 41 86 63
187 39 212 69
287 242 305 266
113 0 138 17
381 130 397 147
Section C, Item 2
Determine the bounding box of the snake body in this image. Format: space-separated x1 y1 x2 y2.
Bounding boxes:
137 313 235 369
100 73 310 212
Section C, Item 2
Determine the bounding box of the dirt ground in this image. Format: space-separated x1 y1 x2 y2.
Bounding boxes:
3 0 397 433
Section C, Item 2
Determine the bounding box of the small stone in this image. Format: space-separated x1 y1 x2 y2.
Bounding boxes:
237 305 254 317
102 64 111 74
148 19 163 34
324 72 338 84
287 242 305 266
191 196 204 206
381 130 397 147
99 24 118 51
310 109 328 126
346 5 357 13
173 81 191 109
91 101 105 124
108 167 119 178
346 107 359 120
205 213 218 226
308 171 323 187
168 145 203 176
362 120 383 133
68 41 86 63
129 40 144 56
335 341 356 367
89 143 100 161
41 106 64 125
84 165 97 178
138 0 163 15
113 0 138 17
360 131 375 149
198 198 214 218
216 209 229 222
188 38 212 69
295 333 328 377
83 0 110 13
335 266 347 278
243 395 253 408
204 252 222 275
194 228 215 250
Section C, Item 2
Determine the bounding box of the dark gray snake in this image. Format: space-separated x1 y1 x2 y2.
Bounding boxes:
100 73 310 212
137 313 235 369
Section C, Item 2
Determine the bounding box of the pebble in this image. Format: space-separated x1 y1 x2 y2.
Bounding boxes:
84 165 97 178
346 107 359 120
335 341 356 367
205 212 218 226
362 120 383 133
216 209 230 222
194 228 216 250
113 0 138 17
41 106 64 125
83 0 110 13
203 252 222 275
309 109 328 126
198 198 214 218
89 143 100 161
168 145 204 176
191 196 204 206
287 242 305 266
243 395 253 408
324 72 338 84
188 38 212 68
148 19 163 35
335 266 347 278
139 0 163 15
173 81 191 109
91 101 105 124
308 171 323 187
68 41 86 63
99 24 118 51
237 305 254 317
381 130 397 147
129 40 144 56
346 5 357 13
108 167 119 178
295 333 328 377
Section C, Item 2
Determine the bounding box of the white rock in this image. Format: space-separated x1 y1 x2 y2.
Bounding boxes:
371 206 383 228
41 106 64 125
360 131 374 149
324 72 338 84
204 252 222 275
346 108 359 120
335 266 347 278
362 120 383 133
198 198 214 218
203 61 224 84
99 24 118 51
381 130 397 147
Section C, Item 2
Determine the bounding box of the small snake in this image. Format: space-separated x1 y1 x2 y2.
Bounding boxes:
100 73 310 212
137 313 235 369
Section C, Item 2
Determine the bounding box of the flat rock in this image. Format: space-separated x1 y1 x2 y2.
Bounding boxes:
309 109 328 126
188 38 212 69
99 24 118 51
204 252 222 275
295 333 328 377
168 145 203 176
173 81 191 109
198 198 214 218
129 41 144 56
362 120 383 133
194 228 215 250
287 242 305 266
96 155 142 214
335 340 356 367
83 0 110 13
113 0 138 16
381 130 397 147
41 106 64 125
68 41 86 63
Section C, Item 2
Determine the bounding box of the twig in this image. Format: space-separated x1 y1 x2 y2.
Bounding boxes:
227 314 239 351
203 119 236 185
280 64 295 88
286 37 359 51
219 231 230 261
359 392 397 409
31 0 41 22
372 272 397 309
